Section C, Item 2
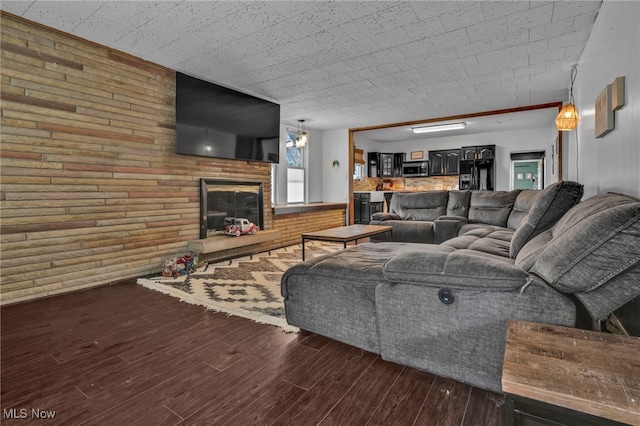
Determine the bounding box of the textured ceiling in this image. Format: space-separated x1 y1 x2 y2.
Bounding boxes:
1 1 602 131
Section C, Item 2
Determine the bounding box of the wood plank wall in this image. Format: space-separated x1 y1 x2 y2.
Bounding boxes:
0 14 345 304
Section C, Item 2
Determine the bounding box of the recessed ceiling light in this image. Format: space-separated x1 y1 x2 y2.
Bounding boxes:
412 122 467 134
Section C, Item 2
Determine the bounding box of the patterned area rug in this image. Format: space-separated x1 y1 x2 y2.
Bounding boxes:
137 241 342 332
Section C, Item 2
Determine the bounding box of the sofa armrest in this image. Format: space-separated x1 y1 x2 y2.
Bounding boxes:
434 216 468 243
371 212 401 221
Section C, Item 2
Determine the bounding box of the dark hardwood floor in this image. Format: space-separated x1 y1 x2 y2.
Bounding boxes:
1 280 506 425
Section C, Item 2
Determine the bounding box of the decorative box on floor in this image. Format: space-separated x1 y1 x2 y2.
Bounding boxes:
161 253 197 277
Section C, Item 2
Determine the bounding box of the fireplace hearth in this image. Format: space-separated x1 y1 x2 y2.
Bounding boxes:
199 179 264 239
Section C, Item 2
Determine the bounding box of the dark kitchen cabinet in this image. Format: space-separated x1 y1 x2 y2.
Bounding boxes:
353 192 383 224
461 145 495 160
478 146 495 159
367 153 379 178
368 152 404 177
370 201 383 217
379 153 395 177
353 192 363 224
461 147 476 161
445 150 460 175
393 153 405 176
429 149 460 176
429 151 444 176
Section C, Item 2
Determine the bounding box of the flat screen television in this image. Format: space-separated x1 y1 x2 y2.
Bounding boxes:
175 72 280 163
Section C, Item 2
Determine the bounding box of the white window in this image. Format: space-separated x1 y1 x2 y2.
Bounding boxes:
285 130 306 203
287 168 305 203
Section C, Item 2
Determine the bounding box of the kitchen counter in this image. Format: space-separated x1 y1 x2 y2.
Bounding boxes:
353 191 385 202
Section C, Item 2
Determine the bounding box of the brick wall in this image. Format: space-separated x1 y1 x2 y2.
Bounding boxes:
0 14 344 303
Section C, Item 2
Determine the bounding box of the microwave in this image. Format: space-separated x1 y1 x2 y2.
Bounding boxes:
402 161 429 177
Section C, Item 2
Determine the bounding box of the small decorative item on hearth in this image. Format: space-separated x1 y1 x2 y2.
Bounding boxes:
161 257 176 277
175 254 196 275
224 217 258 237
161 252 198 277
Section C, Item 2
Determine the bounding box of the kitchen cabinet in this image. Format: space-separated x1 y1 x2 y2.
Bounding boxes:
379 153 395 177
354 192 363 224
354 192 383 224
367 153 378 178
394 153 406 176
368 152 404 177
370 201 383 217
461 145 495 160
429 149 460 176
429 151 444 176
461 147 476 161
445 150 460 175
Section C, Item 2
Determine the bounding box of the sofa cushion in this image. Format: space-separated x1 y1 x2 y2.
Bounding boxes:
383 249 525 290
389 191 448 221
509 181 584 258
466 230 513 258
507 190 539 230
282 242 430 353
369 219 435 243
446 190 472 217
442 227 513 258
523 193 640 294
433 216 468 243
468 190 520 227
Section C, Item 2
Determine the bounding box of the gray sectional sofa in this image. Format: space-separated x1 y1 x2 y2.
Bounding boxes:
369 185 582 248
281 182 640 393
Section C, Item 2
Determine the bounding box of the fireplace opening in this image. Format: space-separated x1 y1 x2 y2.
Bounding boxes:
199 179 264 239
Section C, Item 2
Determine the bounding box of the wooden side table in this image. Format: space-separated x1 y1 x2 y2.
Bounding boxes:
502 320 640 426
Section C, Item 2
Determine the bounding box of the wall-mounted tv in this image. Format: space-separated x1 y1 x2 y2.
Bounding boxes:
175 72 280 163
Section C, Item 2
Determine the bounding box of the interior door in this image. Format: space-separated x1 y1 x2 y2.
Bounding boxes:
513 161 539 190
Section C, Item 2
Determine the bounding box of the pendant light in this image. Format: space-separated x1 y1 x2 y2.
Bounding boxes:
556 66 579 131
296 119 308 147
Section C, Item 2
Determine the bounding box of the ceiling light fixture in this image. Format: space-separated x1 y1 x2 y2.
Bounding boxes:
412 122 467 134
556 65 579 131
296 119 308 147
286 119 309 148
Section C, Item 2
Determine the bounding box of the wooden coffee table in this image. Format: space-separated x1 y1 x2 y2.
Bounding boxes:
301 224 392 260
